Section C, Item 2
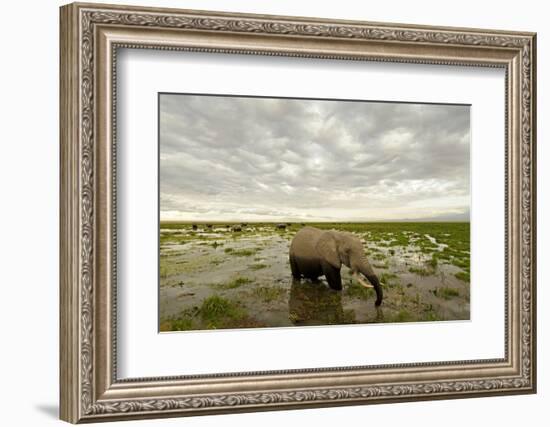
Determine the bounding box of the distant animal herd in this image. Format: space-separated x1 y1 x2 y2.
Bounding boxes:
189 223 306 232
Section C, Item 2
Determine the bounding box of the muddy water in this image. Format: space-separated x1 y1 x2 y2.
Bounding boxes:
159 226 470 331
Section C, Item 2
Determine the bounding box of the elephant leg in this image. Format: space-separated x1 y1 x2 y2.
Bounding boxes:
289 254 301 279
321 261 342 291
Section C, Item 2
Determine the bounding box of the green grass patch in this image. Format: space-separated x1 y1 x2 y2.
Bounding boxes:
160 233 191 245
199 295 247 328
394 309 413 322
159 307 197 331
216 276 252 289
408 266 433 276
373 262 389 269
436 287 460 300
423 310 443 321
454 271 470 282
225 248 261 257
249 263 268 270
253 286 286 303
161 316 194 331
161 295 265 331
451 257 470 269
160 253 222 278
371 252 386 261
346 281 374 300
429 254 438 269
380 272 399 285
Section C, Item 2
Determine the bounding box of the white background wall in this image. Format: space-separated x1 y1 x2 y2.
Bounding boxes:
0 0 545 426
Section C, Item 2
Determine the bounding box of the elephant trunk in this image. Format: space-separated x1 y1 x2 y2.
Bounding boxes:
353 255 383 307
364 270 383 307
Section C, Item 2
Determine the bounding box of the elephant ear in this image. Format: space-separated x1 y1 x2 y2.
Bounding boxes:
316 232 341 269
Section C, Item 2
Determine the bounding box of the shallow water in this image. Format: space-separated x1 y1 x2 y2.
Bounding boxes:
159 223 470 331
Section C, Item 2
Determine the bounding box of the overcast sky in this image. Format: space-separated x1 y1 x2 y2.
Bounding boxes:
159 94 470 222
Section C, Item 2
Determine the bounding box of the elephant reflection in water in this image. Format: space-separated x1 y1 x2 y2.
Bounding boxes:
288 279 356 326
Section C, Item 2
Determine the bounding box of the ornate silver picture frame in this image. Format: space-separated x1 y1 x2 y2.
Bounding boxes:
60 2 536 423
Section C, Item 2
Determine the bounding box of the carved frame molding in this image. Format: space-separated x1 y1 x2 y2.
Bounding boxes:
60 2 536 423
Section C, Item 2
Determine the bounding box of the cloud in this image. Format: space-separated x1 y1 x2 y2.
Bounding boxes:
160 94 470 221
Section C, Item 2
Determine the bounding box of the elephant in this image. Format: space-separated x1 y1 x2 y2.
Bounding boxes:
289 226 383 306
276 223 287 230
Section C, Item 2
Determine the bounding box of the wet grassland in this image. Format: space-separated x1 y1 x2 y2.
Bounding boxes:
159 222 470 332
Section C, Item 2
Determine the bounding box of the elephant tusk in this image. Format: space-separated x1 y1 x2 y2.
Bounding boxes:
353 272 374 289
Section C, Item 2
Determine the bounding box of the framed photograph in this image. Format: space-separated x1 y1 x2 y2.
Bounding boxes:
60 2 537 423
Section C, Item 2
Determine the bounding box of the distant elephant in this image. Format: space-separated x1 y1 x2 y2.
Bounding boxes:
232 225 242 232
276 223 287 230
289 226 383 306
